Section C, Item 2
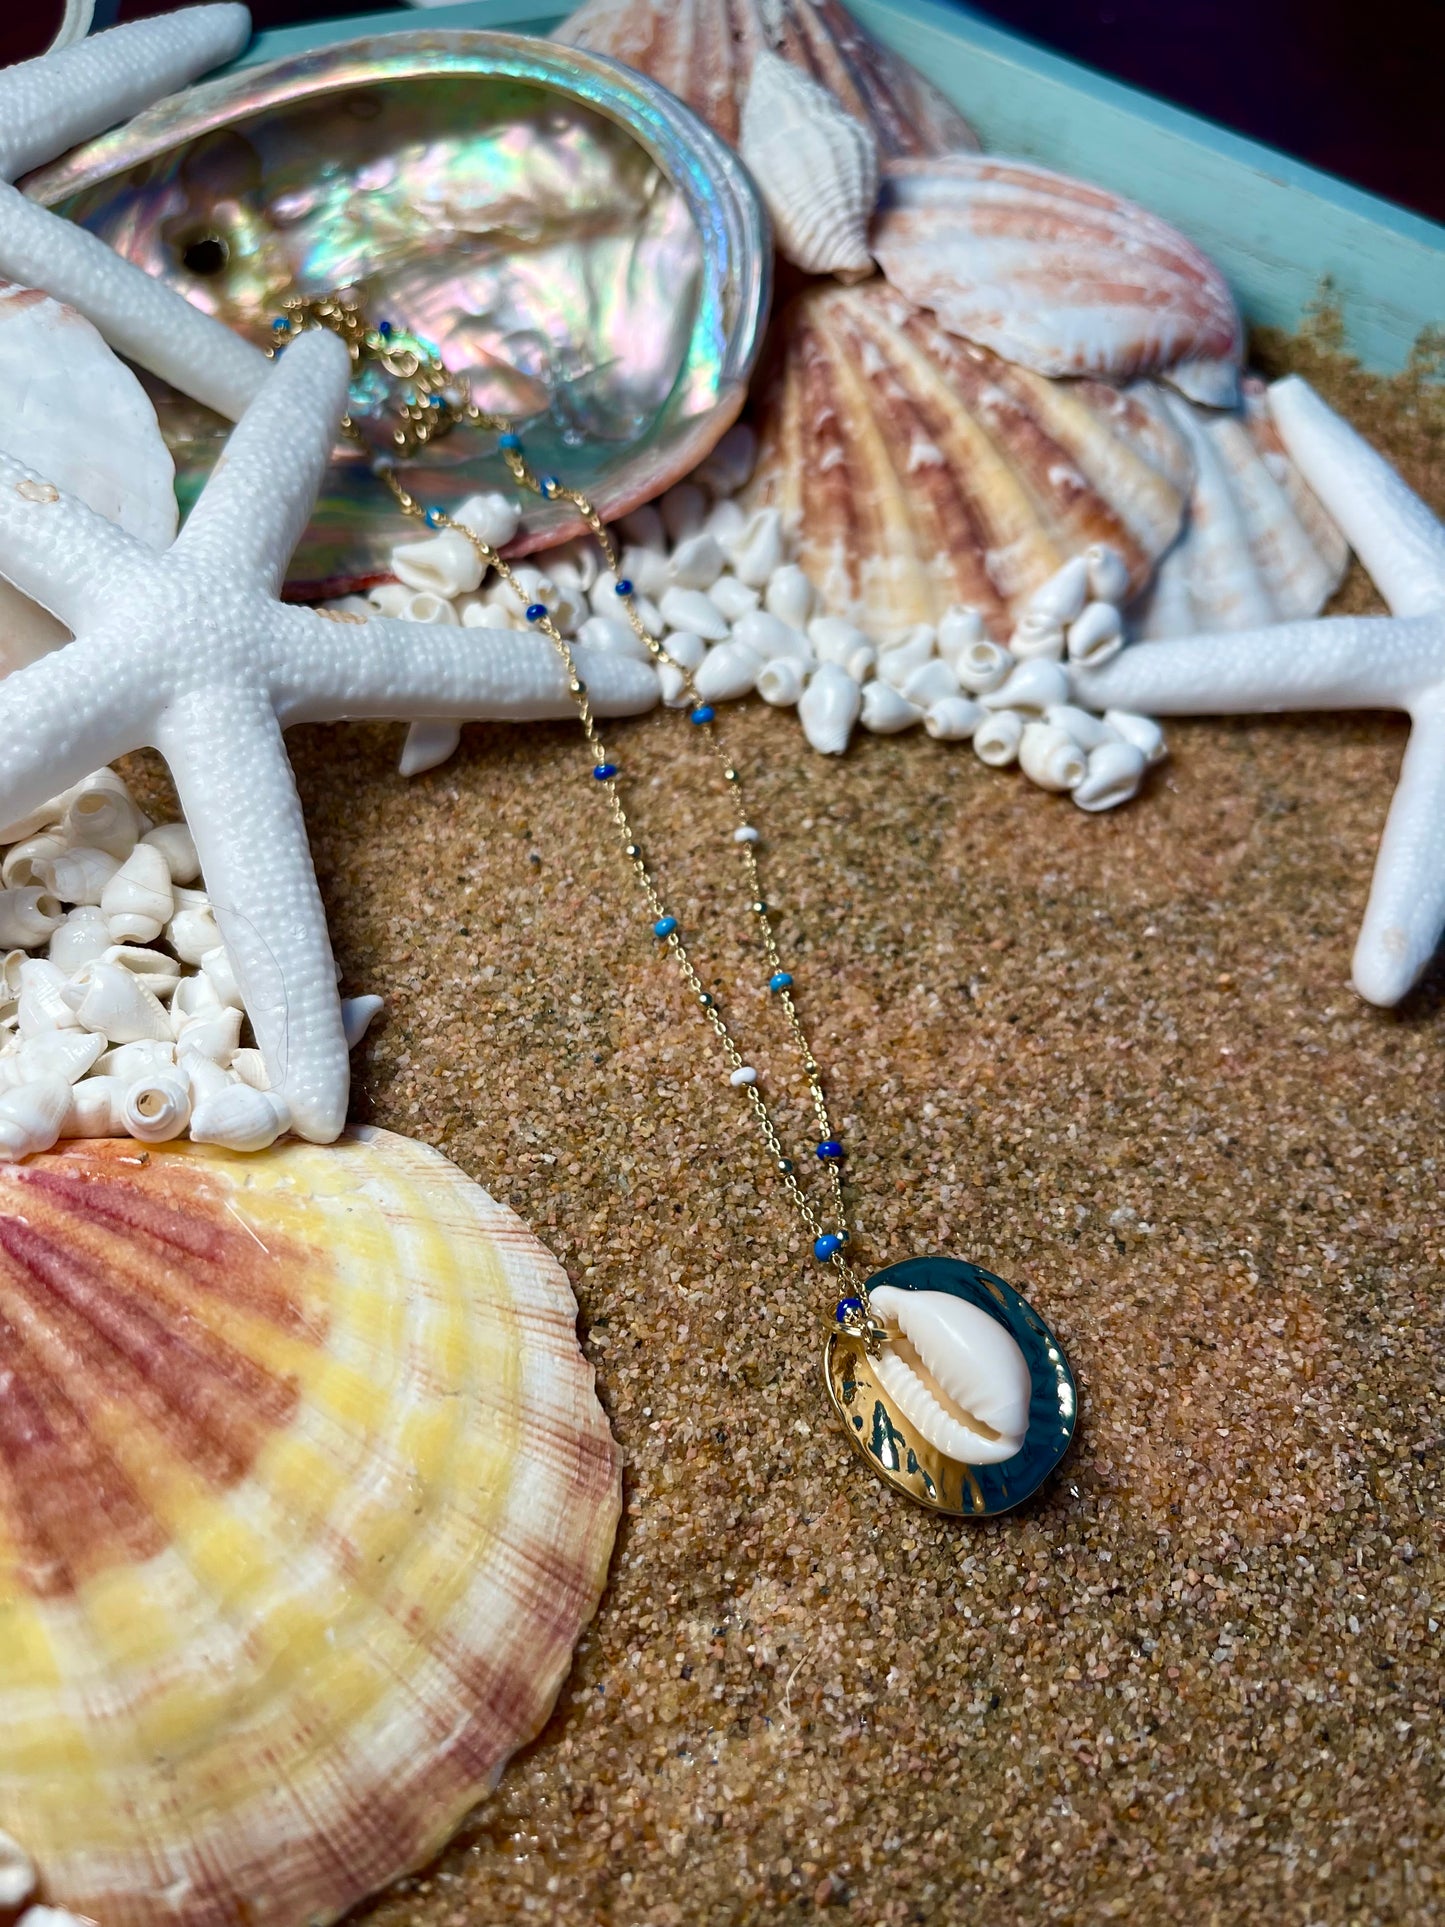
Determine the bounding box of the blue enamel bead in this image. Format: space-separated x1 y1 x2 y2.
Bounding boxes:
769 972 793 993
424 507 443 528
270 316 288 333
614 577 634 597
835 1295 863 1322
593 763 618 780
378 320 393 338
498 431 522 451
653 916 677 938
525 603 547 623
690 705 715 725
815 1234 844 1261
540 475 560 498
817 1139 843 1161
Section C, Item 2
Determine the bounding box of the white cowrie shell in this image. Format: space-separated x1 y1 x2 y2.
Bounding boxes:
140 821 200 885
189 1083 292 1153
692 639 762 702
981 659 1071 716
120 1068 192 1144
1104 708 1168 764
0 886 64 948
694 421 757 497
861 680 923 734
100 843 174 944
1086 541 1131 605
659 585 729 642
725 506 785 589
660 630 706 674
391 526 483 599
756 657 806 707
869 1285 1032 1465
972 709 1024 767
763 563 814 628
63 960 172 1043
901 658 960 707
62 1074 127 1137
797 661 860 755
924 695 983 741
1067 600 1125 666
1072 739 1149 812
1019 721 1088 792
1022 555 1089 626
2 832 67 889
668 531 726 591
659 482 707 545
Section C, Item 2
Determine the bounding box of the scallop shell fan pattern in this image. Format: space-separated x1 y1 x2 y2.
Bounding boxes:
0 1128 620 1927
742 280 1194 645
553 0 978 156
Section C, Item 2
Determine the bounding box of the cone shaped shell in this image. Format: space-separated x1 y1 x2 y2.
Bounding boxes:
554 0 978 157
1131 378 1350 638
0 1127 620 1927
872 155 1243 404
743 280 1192 645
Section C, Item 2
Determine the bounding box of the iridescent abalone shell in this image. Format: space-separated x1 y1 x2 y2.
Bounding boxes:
22 31 769 594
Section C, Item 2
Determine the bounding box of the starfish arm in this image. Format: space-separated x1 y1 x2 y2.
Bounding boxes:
179 327 349 588
155 686 348 1145
1270 377 1445 618
1074 615 1443 718
0 7 251 181
0 637 151 836
273 609 661 724
0 448 142 628
0 189 269 421
1352 699 1445 1006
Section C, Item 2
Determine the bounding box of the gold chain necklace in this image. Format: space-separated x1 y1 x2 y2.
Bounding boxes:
271 291 1077 1517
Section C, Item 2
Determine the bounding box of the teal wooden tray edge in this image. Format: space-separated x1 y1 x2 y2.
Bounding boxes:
235 0 1445 375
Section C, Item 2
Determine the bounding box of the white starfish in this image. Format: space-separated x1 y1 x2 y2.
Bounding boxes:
0 4 270 420
1077 375 1445 1007
0 326 658 1141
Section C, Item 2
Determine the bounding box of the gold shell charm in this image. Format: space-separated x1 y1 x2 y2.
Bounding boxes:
825 1257 1076 1515
0 1128 620 1927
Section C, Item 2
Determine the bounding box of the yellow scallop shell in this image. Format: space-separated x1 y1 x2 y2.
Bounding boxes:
0 1127 620 1927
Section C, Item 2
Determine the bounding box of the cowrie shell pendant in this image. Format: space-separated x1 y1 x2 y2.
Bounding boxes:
824 1256 1076 1517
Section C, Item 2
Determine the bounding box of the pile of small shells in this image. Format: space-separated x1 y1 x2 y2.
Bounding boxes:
0 767 380 1160
358 422 1168 808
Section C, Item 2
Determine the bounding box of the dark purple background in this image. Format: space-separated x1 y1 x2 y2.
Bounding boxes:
4 1 1442 222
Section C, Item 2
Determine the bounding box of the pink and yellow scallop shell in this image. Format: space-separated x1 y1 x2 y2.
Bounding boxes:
0 1127 620 1927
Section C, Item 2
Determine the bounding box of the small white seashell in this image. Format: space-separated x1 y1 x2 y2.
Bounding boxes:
398 721 462 778
1072 739 1149 812
588 568 623 615
189 1083 292 1153
391 526 483 600
1045 704 1117 753
763 564 815 629
1019 721 1088 792
732 610 812 665
2 832 68 890
101 944 182 998
657 661 689 706
869 1285 1032 1465
668 531 726 591
48 905 112 973
725 507 785 589
902 657 960 707
809 615 871 666
180 1051 235 1107
695 423 758 498
660 482 708 546
167 902 223 969
400 589 459 628
935 605 987 667
544 543 599 597
861 680 924 734
708 572 759 622
140 820 201 885
366 580 411 617
972 709 1025 767
200 945 244 1011
952 637 1014 695
230 1046 270 1090
659 585 730 642
461 597 517 630
1104 708 1169 765
173 1004 243 1064
2 1028 104 1089
692 639 763 702
733 826 760 845
577 614 653 663
39 844 121 907
0 887 64 949
169 972 223 1029
728 1065 757 1086
633 592 666 637
452 489 520 551
61 1073 128 1138
96 1037 176 1082
1009 612 1066 663
0 1829 35 1910
877 632 936 689
982 659 1071 716
63 960 172 1043
1066 600 1125 666
120 1068 192 1144
924 695 983 741
705 498 749 547
618 504 665 550
1023 555 1090 626
620 543 670 598
739 46 880 280
100 842 174 944
756 658 806 707
16 958 80 1036
798 661 861 755
845 642 878 683
660 630 706 674
0 1074 71 1160
61 782 142 862
342 993 385 1048
1086 541 1131 605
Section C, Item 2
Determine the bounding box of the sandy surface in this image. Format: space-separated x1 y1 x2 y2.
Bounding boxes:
130 336 1443 1924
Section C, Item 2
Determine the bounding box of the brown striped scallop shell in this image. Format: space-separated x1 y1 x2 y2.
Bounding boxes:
0 1127 620 1927
741 279 1194 644
553 0 978 157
